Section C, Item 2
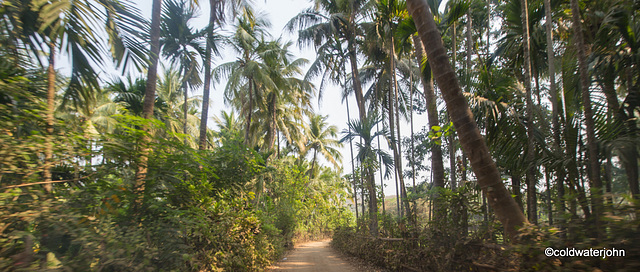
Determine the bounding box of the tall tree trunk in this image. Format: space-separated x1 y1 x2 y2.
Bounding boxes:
134 0 163 211
544 0 565 227
268 94 278 150
570 0 603 241
44 42 56 193
347 98 359 221
407 0 528 240
348 31 376 235
450 20 458 192
377 122 386 214
199 2 216 150
183 80 188 142
391 38 410 216
244 79 253 143
410 74 416 189
521 0 538 225
413 35 445 219
388 86 401 216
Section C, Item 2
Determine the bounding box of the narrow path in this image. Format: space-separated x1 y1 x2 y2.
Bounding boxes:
268 240 363 272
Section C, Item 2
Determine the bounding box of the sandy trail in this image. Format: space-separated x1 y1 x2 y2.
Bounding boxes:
268 240 362 272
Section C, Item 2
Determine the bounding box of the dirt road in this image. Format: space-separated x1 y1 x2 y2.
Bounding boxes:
268 240 367 272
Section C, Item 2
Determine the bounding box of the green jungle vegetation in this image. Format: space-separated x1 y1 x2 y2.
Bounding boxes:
1 0 640 271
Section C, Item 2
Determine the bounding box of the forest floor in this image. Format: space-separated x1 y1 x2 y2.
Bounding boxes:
268 240 388 272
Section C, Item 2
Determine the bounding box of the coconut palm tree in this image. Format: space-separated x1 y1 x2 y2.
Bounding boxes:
286 0 370 121
199 0 246 150
1 0 146 193
213 11 274 144
304 114 343 179
406 0 527 240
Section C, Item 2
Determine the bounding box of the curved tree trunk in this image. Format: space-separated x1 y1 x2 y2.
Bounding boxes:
407 0 527 240
570 0 603 241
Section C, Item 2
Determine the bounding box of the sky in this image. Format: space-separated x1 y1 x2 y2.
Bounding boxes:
119 0 433 196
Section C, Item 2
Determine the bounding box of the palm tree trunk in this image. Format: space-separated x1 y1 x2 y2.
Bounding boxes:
544 0 565 227
348 39 367 121
377 122 386 214
410 74 416 189
388 82 401 216
391 38 410 217
44 42 56 193
521 0 538 224
199 4 216 150
347 16 375 234
267 94 278 151
413 35 445 219
134 0 162 214
570 0 603 241
310 149 317 179
245 79 253 143
183 80 188 143
407 0 527 240
347 98 359 221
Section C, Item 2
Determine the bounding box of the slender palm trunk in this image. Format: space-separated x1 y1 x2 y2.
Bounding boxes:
544 0 565 226
407 0 527 240
521 0 538 224
199 4 216 150
413 35 445 218
268 94 278 150
245 79 253 143
377 122 386 214
349 31 376 235
450 21 457 191
44 42 56 193
347 99 359 221
183 80 188 142
391 38 410 216
388 91 400 215
570 0 603 240
134 0 162 214
310 149 318 179
410 74 416 189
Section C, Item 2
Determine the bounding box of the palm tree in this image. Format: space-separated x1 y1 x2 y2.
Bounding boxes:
286 0 370 121
520 0 537 224
406 0 527 240
304 114 343 179
160 0 205 141
213 11 274 144
256 40 314 151
1 0 145 193
570 0 603 240
341 111 394 236
134 0 163 212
